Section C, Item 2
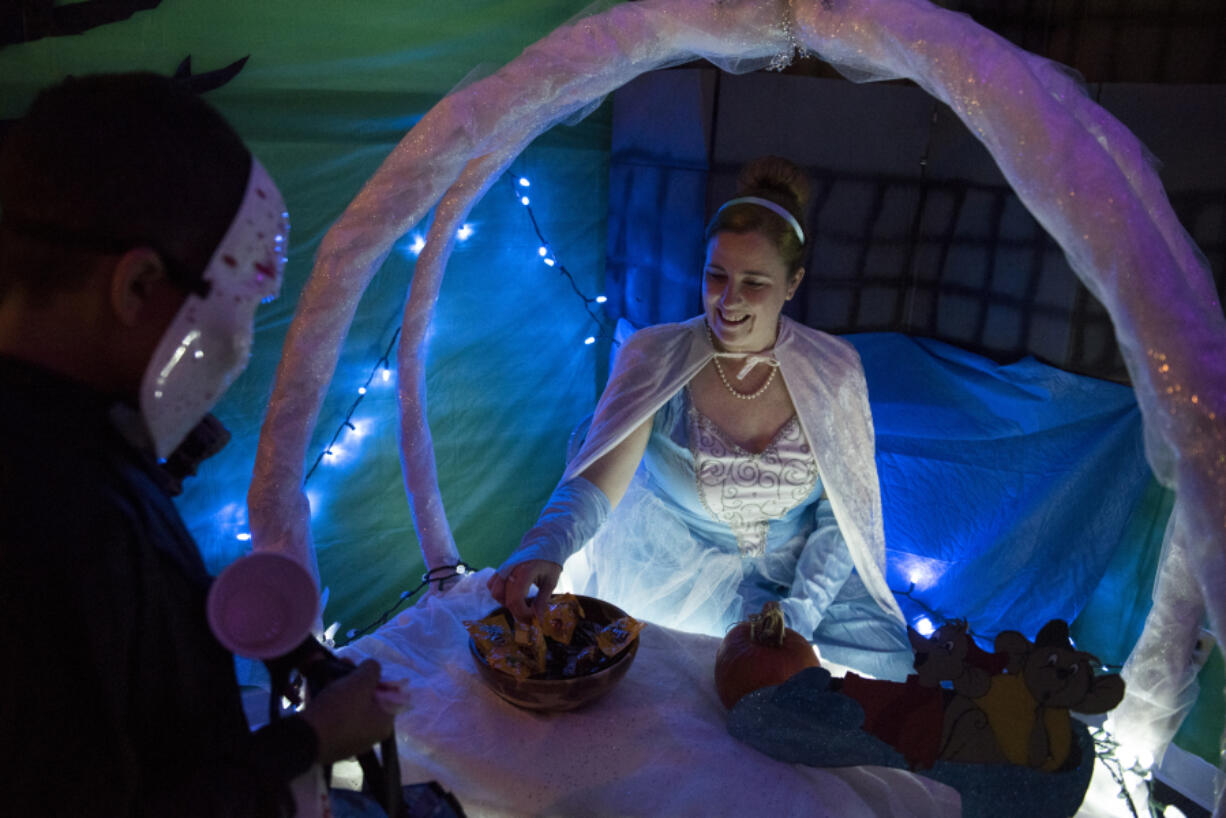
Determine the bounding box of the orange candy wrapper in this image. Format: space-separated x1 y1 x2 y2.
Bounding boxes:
540 593 585 644
512 617 548 671
465 612 542 680
596 616 646 658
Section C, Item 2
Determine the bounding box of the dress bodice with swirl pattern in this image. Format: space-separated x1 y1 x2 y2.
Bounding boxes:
639 388 823 558
688 398 819 557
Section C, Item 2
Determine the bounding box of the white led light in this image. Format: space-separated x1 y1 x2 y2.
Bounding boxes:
236 532 252 542
595 295 607 304
914 616 935 637
520 196 531 206
457 224 474 241
381 368 391 382
538 246 548 256
518 177 530 187
543 258 555 267
409 235 426 255
584 336 596 345
358 386 367 395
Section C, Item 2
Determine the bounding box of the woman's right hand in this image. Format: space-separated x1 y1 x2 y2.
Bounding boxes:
487 559 562 622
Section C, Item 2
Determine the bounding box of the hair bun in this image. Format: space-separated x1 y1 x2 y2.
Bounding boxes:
735 155 810 214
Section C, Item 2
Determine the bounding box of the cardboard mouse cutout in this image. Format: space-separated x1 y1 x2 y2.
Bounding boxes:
839 620 1004 770
940 619 1126 770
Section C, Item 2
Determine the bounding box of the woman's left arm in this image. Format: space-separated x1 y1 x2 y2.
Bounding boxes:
777 496 856 639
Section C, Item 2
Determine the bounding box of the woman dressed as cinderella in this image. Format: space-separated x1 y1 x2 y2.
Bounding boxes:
490 157 913 681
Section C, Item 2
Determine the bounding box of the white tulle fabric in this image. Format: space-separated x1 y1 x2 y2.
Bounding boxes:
248 0 1226 796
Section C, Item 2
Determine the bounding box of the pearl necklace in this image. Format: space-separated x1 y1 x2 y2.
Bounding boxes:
706 324 777 401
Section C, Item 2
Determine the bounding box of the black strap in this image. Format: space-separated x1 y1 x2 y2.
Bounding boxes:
266 637 402 817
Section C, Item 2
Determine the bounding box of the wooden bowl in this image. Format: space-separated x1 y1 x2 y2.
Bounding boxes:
468 595 640 712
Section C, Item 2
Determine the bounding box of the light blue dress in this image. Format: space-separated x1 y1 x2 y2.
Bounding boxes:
561 389 914 681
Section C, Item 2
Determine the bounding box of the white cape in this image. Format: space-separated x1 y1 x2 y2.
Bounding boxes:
564 315 904 625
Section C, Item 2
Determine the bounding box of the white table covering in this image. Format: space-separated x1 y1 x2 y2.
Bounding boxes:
342 570 960 817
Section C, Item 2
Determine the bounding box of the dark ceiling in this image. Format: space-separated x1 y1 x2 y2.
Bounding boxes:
939 0 1224 84
770 0 1226 85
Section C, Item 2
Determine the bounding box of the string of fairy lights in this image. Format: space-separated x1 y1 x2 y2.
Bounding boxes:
284 170 613 634
301 169 611 486
511 173 610 342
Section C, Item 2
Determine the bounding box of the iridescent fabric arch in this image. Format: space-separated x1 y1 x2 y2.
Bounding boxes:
247 0 1226 795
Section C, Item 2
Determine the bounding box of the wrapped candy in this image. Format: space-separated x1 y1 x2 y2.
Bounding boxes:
540 593 585 645
465 612 542 680
596 616 647 659
466 599 644 679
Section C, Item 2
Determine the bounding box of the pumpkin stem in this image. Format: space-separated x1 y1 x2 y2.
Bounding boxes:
748 601 786 647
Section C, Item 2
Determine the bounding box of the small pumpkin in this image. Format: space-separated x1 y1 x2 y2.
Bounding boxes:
714 601 819 708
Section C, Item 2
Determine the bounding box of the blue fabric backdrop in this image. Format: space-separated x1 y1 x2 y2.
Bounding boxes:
849 334 1157 642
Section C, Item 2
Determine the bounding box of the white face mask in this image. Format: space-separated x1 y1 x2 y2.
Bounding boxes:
140 159 288 459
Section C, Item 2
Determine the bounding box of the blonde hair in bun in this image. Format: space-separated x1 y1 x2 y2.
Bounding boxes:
706 155 810 273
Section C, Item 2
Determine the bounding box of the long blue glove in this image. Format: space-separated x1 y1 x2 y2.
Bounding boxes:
496 476 611 576
777 497 856 639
